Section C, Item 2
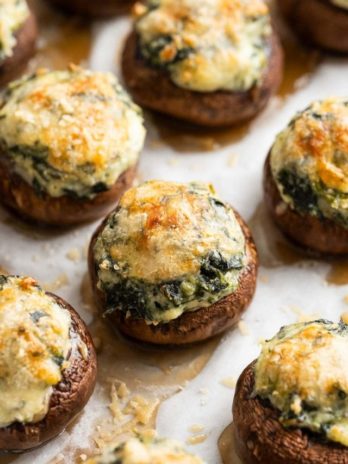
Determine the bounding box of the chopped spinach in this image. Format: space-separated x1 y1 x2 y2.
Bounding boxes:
30 310 47 323
52 355 65 367
140 35 194 69
277 168 320 215
100 250 244 321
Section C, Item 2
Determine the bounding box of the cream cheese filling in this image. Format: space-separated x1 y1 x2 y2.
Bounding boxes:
0 67 145 198
94 181 246 323
270 98 348 226
86 437 205 464
135 0 272 92
254 320 348 447
0 276 72 427
0 0 29 59
331 0 348 10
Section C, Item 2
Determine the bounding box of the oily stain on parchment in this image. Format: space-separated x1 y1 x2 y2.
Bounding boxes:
326 261 348 286
249 203 309 269
149 113 251 153
28 0 92 71
249 203 348 285
150 21 320 154
67 274 221 458
277 33 321 98
218 423 242 464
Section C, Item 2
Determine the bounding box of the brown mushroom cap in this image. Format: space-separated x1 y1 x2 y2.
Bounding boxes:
278 0 348 53
46 0 133 17
122 31 283 127
233 361 348 464
0 149 137 226
0 293 97 453
263 153 348 255
88 209 258 346
0 13 37 88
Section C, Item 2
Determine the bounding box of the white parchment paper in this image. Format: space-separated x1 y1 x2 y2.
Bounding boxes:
1 6 348 464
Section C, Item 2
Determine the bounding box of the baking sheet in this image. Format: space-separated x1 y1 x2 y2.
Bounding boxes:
2 1 348 463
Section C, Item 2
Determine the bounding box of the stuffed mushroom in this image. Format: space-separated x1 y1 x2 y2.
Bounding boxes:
0 275 97 453
0 66 145 226
0 0 37 87
264 98 348 255
89 180 258 346
122 0 283 127
85 436 204 463
278 0 348 53
46 0 133 17
233 319 348 464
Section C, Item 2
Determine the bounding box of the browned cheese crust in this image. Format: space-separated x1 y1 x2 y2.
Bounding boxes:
0 13 37 88
278 0 348 53
0 150 137 226
263 153 348 255
46 0 133 17
232 361 348 464
122 31 283 127
88 209 258 346
0 294 97 453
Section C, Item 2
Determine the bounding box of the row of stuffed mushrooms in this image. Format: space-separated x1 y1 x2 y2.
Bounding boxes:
0 63 347 256
3 0 348 127
1 0 348 462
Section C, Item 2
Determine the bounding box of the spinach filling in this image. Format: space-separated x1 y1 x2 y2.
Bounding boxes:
277 167 348 228
2 142 108 199
100 250 244 322
140 34 194 70
255 320 348 446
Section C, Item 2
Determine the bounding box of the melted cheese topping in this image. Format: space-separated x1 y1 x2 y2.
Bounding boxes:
270 98 348 225
0 0 29 60
0 67 145 198
86 437 205 464
0 275 71 427
254 320 348 447
331 0 348 9
135 0 271 92
94 180 246 323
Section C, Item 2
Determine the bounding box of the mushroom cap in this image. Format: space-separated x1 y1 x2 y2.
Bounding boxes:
88 208 258 346
278 0 348 53
263 153 348 255
0 13 37 87
233 361 348 464
122 31 283 127
0 153 137 226
0 293 97 453
45 0 133 17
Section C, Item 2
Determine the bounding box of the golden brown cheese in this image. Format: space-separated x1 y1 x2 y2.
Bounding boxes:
331 0 348 9
134 0 271 92
254 320 348 446
94 181 246 323
270 98 348 226
0 276 71 427
103 181 244 282
0 66 145 198
86 437 205 464
271 99 348 193
93 181 246 323
0 0 29 59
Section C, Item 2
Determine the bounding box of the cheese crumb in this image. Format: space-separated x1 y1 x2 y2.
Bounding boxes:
189 424 205 433
43 273 69 292
220 377 237 389
66 248 81 262
227 153 239 167
186 434 208 445
238 320 251 336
